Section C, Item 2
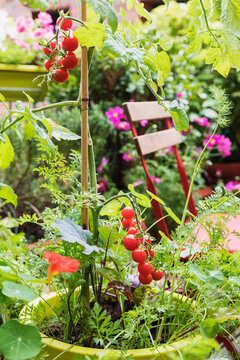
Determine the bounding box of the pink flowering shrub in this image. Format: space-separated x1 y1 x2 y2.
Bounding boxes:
225 181 240 193
0 10 54 65
204 134 232 158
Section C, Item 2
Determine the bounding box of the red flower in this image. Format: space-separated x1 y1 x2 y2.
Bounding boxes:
43 251 80 288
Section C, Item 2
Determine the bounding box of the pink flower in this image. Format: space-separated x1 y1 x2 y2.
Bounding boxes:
182 125 193 135
122 151 135 162
106 106 124 125
116 121 130 130
194 117 210 127
217 135 232 158
33 28 46 39
151 176 162 183
203 134 220 149
197 147 203 154
129 99 135 102
132 180 143 187
97 178 108 193
32 42 42 50
97 157 109 173
16 16 34 33
225 181 240 193
14 38 30 49
216 169 222 176
176 92 183 98
37 12 52 26
140 120 148 127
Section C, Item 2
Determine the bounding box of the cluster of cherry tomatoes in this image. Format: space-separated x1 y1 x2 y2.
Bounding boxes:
122 207 164 284
42 16 79 83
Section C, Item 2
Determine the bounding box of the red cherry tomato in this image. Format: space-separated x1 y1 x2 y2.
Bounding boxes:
139 273 152 284
44 59 55 71
56 16 73 31
43 47 52 56
62 51 79 69
122 218 132 229
62 36 78 51
122 207 135 219
132 248 147 263
147 249 155 259
130 219 145 229
52 68 69 83
152 270 164 281
138 262 153 276
123 235 139 251
128 227 138 235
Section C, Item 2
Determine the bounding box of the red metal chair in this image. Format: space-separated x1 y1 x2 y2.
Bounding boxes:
123 101 240 252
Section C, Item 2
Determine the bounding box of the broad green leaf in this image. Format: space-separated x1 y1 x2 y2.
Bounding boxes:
87 0 118 32
102 33 128 60
19 0 49 11
32 122 55 155
0 183 17 207
53 217 101 255
15 100 25 112
149 80 158 93
127 0 133 10
23 92 34 104
87 3 100 21
23 119 36 140
134 1 151 21
159 35 173 51
228 276 240 286
74 21 106 49
99 199 122 217
189 264 207 281
214 54 231 78
200 318 220 339
0 135 14 169
42 118 80 141
221 0 240 38
98 227 125 248
170 101 189 132
144 55 157 72
128 184 151 207
96 267 119 281
157 51 171 80
188 0 202 16
0 320 41 360
2 281 36 301
205 270 224 287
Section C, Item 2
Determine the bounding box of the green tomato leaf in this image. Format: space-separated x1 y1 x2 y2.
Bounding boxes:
23 119 36 140
87 0 118 32
19 0 49 11
128 184 151 207
32 122 55 155
98 227 125 248
221 0 240 38
99 199 122 217
102 33 128 60
2 281 36 301
147 191 180 223
0 183 17 207
74 21 106 49
0 320 41 360
0 93 6 102
42 118 80 141
0 135 14 169
170 101 189 132
134 1 151 21
200 318 220 339
159 35 173 51
157 51 171 80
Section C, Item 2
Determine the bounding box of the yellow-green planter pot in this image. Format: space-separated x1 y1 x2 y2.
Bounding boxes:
20 291 203 360
0 63 47 102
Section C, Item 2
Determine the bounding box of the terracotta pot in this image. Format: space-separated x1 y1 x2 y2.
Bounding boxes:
20 290 202 360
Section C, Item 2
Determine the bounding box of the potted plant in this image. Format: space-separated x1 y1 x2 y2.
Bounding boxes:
0 9 54 101
1 0 240 359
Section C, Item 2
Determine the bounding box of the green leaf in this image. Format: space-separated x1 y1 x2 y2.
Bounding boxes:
23 92 34 104
96 267 119 281
23 119 36 140
0 135 14 169
32 122 55 155
170 101 189 132
221 0 240 38
0 320 41 360
2 281 36 301
147 191 181 224
205 270 224 287
134 1 151 21
200 318 220 339
159 35 173 51
53 217 101 255
87 0 118 32
98 227 125 248
99 199 122 217
189 264 207 281
188 0 202 16
42 118 80 141
19 0 49 11
228 276 240 286
102 33 128 60
128 184 151 207
0 183 17 207
74 21 106 49
157 51 171 80
120 7 126 18
0 93 5 102
15 100 25 112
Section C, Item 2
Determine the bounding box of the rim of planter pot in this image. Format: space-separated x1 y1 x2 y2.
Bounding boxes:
0 63 46 73
20 289 202 359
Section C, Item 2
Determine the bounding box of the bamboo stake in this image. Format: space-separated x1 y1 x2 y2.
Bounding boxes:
80 0 89 229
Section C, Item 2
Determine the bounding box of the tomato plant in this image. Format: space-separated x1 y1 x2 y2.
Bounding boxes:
62 36 79 52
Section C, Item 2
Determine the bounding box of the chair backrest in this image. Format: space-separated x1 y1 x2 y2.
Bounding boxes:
123 101 198 237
